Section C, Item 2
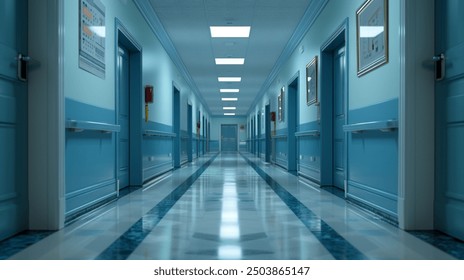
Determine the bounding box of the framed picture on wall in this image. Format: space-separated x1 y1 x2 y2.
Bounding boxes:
356 0 388 76
278 87 284 122
306 56 318 105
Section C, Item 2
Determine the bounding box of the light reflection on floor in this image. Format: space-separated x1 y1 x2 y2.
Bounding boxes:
1 153 461 260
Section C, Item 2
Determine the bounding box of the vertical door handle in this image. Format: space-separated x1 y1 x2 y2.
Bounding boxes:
433 53 445 81
17 53 30 82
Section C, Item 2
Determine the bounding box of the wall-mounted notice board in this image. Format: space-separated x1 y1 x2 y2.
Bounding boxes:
79 0 106 79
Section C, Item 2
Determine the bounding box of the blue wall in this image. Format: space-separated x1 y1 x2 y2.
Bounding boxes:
210 140 220 152
180 130 189 164
65 99 117 216
273 128 288 169
63 0 209 219
297 121 321 182
142 121 174 182
346 99 398 217
247 0 401 220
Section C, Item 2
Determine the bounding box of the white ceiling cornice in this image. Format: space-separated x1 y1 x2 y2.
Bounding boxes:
246 0 329 115
133 0 212 116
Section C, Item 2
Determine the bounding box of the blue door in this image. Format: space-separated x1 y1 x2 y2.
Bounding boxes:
221 124 238 152
265 104 271 162
188 104 193 161
173 87 180 168
435 0 464 241
333 46 346 189
0 0 28 240
117 46 130 189
257 111 261 156
251 118 255 154
288 78 298 172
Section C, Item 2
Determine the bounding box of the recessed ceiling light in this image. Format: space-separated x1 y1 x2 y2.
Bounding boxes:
222 98 238 101
220 89 240 93
224 113 236 116
218 77 241 82
210 26 251 38
223 107 236 110
215 58 245 65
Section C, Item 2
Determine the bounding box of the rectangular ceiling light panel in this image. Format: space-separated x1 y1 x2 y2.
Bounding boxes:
224 113 236 116
218 77 241 82
220 89 240 93
222 98 238 101
215 58 245 65
210 26 251 38
223 107 236 110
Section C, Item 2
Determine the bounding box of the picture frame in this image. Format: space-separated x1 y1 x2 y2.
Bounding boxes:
356 0 388 76
306 56 318 105
278 87 284 122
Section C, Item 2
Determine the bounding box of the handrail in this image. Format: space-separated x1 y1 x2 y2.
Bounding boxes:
295 130 320 137
66 120 120 133
271 134 288 139
143 130 176 138
343 119 398 133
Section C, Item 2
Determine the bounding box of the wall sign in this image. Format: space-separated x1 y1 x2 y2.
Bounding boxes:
79 0 106 79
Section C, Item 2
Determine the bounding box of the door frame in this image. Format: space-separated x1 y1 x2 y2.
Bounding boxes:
257 111 261 156
207 121 210 153
187 103 193 162
397 0 435 230
251 117 255 154
172 84 181 168
320 19 348 189
265 104 271 162
115 19 143 190
287 72 299 172
28 0 66 230
197 110 200 158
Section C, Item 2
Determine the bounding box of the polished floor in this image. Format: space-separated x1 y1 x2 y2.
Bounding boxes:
2 153 463 260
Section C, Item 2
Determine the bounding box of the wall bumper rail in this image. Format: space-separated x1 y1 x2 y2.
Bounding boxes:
66 120 120 133
271 134 288 139
295 130 320 137
343 119 398 134
143 130 177 138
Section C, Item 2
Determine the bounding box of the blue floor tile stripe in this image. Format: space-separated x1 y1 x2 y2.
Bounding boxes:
241 154 368 260
0 231 55 260
95 154 218 260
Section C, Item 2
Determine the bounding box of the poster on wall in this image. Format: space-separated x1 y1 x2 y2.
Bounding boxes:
356 0 388 76
79 0 106 79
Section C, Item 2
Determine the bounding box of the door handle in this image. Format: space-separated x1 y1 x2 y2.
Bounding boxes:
17 53 31 82
433 53 445 81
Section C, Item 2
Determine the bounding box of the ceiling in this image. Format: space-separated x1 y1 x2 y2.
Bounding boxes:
148 0 311 116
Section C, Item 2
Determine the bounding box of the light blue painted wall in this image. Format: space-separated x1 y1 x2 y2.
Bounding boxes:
248 0 402 218
63 0 209 215
63 0 209 127
252 0 400 127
